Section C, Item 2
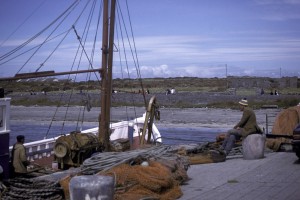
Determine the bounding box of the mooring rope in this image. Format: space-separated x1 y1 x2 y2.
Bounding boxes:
227 146 243 157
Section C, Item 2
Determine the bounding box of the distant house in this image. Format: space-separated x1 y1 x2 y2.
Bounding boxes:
41 78 59 82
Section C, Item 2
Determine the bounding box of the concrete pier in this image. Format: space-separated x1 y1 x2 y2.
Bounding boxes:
180 152 300 200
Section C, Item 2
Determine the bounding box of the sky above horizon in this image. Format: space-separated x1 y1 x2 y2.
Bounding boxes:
0 0 300 80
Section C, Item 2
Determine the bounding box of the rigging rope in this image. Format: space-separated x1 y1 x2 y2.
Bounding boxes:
72 26 97 75
0 30 70 67
33 1 83 73
81 0 103 128
0 0 79 62
45 0 99 138
15 2 80 74
0 0 47 48
115 5 139 122
125 0 147 105
118 1 147 107
60 0 98 135
35 27 74 72
114 0 160 125
84 0 103 84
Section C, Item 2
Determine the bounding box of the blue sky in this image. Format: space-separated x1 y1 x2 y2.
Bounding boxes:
0 0 300 79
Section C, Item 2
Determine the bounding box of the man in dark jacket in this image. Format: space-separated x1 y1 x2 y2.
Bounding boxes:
221 98 262 155
12 135 30 177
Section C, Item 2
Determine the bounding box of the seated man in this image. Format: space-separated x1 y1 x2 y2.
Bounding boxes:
221 98 262 155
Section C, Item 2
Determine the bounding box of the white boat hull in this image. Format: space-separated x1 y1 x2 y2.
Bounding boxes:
9 116 161 161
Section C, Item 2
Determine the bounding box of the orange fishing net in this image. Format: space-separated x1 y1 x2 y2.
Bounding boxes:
59 175 72 199
188 151 226 165
272 106 300 134
266 106 300 151
58 158 188 200
99 159 187 200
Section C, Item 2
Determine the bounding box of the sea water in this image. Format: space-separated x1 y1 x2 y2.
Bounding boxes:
9 122 95 146
160 127 227 145
9 122 227 146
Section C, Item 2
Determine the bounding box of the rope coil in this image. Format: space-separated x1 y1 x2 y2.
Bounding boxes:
2 178 64 200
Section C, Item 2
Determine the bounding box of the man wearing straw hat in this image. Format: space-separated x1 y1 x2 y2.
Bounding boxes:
220 98 262 156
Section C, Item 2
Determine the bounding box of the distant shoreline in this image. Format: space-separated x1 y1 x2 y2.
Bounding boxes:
7 91 299 110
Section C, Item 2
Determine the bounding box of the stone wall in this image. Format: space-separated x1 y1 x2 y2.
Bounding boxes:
227 76 298 89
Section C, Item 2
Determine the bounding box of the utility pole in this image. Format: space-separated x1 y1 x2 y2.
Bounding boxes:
280 67 282 78
226 64 228 88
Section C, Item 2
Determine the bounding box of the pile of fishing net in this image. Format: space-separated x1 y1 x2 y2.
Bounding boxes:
172 142 226 164
40 144 226 199
59 156 188 200
100 157 188 200
59 145 189 199
266 106 300 151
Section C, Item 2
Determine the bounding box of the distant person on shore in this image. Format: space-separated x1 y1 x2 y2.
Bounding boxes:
166 89 171 95
11 135 30 177
260 88 264 95
171 88 176 94
220 98 262 156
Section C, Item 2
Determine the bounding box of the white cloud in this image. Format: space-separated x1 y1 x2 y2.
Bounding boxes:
133 34 300 63
2 32 299 79
2 31 300 79
109 32 300 78
254 0 300 5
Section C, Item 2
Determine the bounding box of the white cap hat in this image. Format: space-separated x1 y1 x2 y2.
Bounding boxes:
238 99 248 106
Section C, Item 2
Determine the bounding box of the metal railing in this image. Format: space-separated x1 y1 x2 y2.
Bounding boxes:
265 113 277 134
9 137 57 161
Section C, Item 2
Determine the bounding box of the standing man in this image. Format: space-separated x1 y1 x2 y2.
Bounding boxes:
221 98 262 155
12 135 30 177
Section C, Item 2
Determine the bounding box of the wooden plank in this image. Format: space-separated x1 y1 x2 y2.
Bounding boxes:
0 69 102 81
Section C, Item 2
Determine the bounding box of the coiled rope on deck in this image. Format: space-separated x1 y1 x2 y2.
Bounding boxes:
81 145 180 175
2 178 64 200
228 146 243 156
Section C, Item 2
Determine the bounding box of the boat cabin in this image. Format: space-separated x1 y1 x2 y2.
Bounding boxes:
0 97 11 180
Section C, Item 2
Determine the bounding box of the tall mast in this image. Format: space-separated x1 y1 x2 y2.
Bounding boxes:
99 0 116 150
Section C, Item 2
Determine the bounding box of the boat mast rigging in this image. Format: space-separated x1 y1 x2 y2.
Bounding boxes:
99 0 116 150
0 0 159 148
